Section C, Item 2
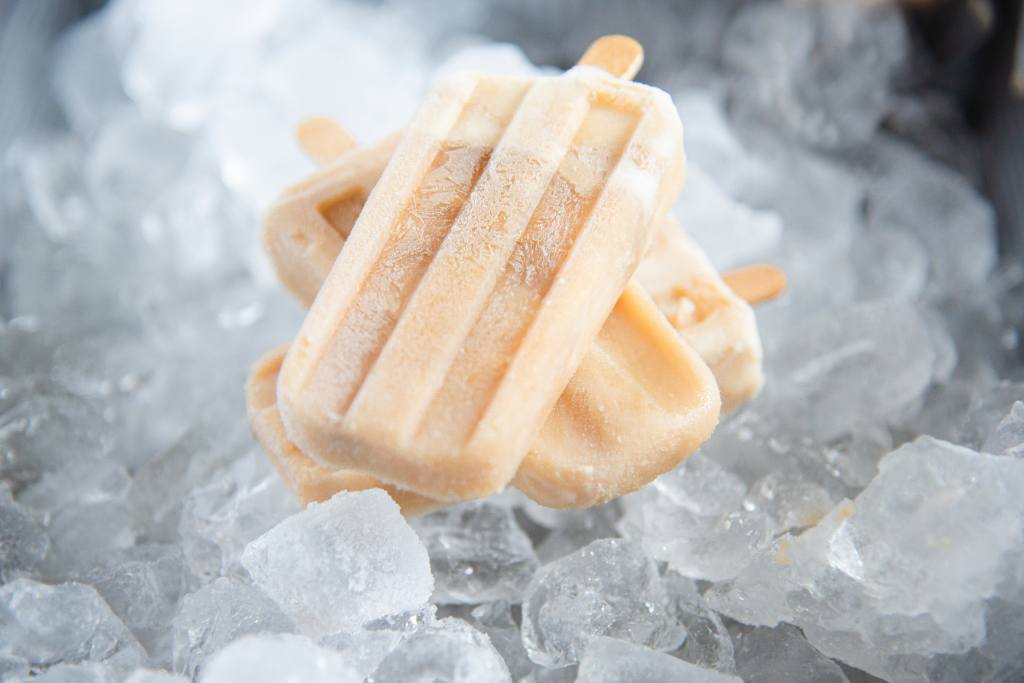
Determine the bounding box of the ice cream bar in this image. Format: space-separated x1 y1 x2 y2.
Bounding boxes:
277 66 685 501
247 344 439 515
635 219 766 412
513 279 721 506
266 133 773 411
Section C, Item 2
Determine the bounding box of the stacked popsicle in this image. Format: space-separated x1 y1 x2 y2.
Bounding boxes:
248 36 784 513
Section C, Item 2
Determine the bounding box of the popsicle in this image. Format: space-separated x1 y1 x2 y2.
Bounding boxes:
635 219 767 412
247 344 439 515
276 57 689 501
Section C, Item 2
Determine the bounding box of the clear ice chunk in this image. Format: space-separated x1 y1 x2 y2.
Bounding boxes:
78 544 191 662
723 0 906 147
864 135 997 294
522 539 685 667
240 489 433 636
371 617 511 683
124 669 189 683
673 164 782 271
767 300 936 442
198 634 359 683
664 572 735 674
466 601 533 680
983 401 1024 457
0 579 147 672
618 454 771 582
179 449 299 580
576 637 742 683
411 501 539 604
0 378 111 488
733 623 850 683
707 437 1024 681
0 488 49 582
171 577 294 679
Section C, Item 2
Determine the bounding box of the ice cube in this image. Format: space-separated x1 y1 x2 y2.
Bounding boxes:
18 456 132 513
38 495 137 582
663 572 735 674
577 637 742 683
411 501 538 604
672 164 782 272
199 634 359 683
466 601 533 680
29 662 113 682
521 538 685 667
124 670 189 683
983 401 1024 457
851 228 928 303
707 437 1024 681
962 381 1024 450
0 378 111 488
0 489 49 582
52 12 131 135
534 505 619 565
240 489 433 636
723 0 906 148
179 449 299 579
78 545 191 662
864 135 997 294
171 577 295 678
0 579 147 672
767 300 936 442
129 405 253 542
371 617 511 683
618 455 772 582
733 623 849 683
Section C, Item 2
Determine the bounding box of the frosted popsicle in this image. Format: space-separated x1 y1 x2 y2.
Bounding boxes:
277 66 686 501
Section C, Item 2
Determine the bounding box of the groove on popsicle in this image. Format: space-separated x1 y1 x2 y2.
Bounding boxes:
346 75 596 445
411 103 641 451
465 78 682 461
319 80 529 416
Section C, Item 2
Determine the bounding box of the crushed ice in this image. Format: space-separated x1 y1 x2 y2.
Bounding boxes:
1 0 1022 681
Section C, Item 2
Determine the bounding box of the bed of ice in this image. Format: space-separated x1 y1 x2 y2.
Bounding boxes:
2 0 1022 681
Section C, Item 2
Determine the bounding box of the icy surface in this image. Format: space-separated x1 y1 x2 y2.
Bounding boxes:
984 401 1024 457
0 579 148 673
0 489 49 582
171 577 294 678
412 501 538 604
522 539 686 667
371 616 512 683
2 0 1022 679
240 489 433 635
199 634 359 683
733 623 850 683
707 438 1024 681
577 637 743 683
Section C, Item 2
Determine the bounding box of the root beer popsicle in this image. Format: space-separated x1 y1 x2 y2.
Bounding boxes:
277 58 689 501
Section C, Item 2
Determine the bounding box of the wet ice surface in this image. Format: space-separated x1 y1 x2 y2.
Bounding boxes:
1 0 1022 681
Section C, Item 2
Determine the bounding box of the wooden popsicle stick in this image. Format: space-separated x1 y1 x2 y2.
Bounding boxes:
722 264 787 305
577 34 644 80
296 116 358 165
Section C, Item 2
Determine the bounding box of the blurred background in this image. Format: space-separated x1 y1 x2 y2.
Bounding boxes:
2 2 1024 681
1 0 1022 257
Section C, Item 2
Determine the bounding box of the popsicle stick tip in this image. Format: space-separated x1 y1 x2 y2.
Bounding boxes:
296 116 358 165
722 264 787 305
577 35 644 80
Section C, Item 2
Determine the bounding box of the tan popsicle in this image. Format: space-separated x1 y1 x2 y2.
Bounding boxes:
247 343 440 515
274 38 713 502
254 37 783 508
